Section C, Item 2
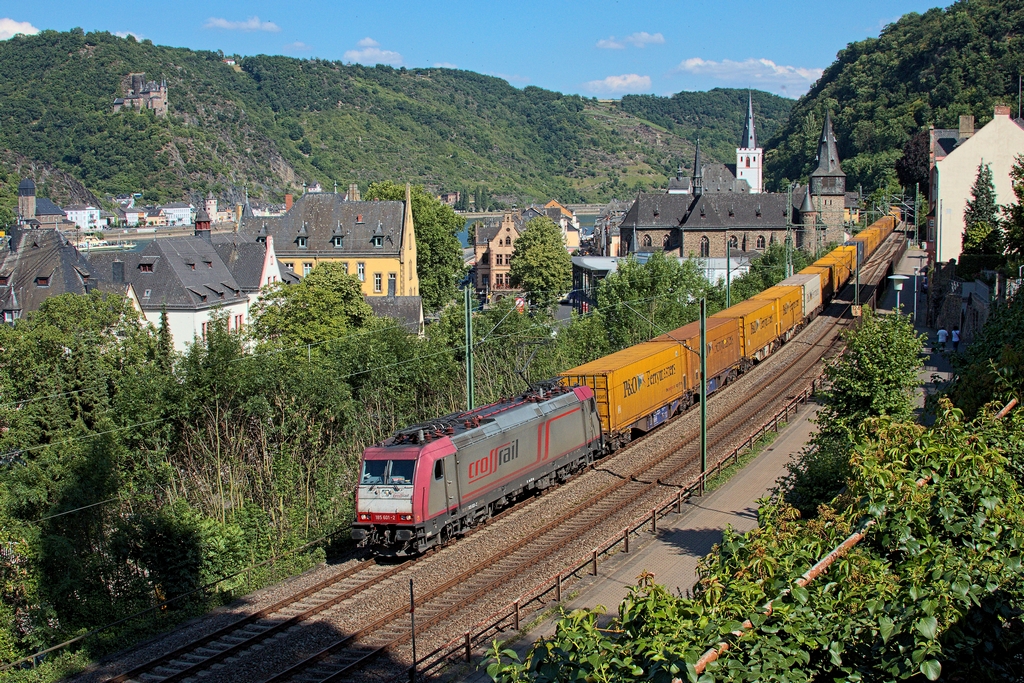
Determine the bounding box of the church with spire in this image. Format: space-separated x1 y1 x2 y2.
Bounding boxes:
615 98 850 259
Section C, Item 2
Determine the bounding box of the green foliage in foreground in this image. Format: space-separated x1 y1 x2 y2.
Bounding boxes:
951 286 1024 417
783 310 924 518
489 405 1024 683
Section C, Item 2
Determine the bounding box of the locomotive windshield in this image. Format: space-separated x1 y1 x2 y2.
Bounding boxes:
361 459 416 485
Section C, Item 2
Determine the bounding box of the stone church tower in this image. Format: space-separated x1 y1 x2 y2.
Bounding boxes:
808 111 846 243
735 93 763 193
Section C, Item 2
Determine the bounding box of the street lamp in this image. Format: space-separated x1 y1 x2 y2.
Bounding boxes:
889 274 909 314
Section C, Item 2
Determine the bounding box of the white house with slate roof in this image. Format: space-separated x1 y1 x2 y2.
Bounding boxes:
90 216 283 350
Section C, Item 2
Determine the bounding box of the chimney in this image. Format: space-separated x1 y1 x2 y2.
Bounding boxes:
348 183 360 201
285 194 293 211
959 115 975 139
112 260 124 284
995 104 1012 117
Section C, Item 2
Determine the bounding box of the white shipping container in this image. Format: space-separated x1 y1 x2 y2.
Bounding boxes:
779 273 823 319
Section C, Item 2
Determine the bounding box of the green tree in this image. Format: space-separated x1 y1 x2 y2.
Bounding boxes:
962 162 1002 255
596 252 721 350
782 308 925 517
251 262 372 345
508 216 571 312
1002 154 1024 257
364 181 466 313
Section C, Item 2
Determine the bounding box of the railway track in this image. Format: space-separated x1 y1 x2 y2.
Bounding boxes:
104 235 906 683
257 236 904 682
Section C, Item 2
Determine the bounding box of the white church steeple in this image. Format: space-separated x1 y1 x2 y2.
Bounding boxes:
736 92 763 193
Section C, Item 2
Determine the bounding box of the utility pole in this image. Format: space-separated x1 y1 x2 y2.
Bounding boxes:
785 185 793 278
699 297 707 493
464 286 475 410
725 235 731 308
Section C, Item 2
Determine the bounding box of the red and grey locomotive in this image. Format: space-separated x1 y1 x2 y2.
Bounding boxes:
351 383 603 555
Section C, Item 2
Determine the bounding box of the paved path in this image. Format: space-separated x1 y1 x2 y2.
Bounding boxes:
455 401 819 682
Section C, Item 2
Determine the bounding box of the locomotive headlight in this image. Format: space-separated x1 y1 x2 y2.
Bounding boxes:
400 514 413 521
358 513 371 521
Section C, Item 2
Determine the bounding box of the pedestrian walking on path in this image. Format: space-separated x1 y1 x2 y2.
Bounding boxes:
937 327 949 351
952 327 960 352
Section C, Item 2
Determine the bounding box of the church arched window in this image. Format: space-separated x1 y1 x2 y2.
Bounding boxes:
505 236 512 246
729 235 738 249
746 157 751 168
756 235 766 250
700 236 710 257
663 234 670 246
642 234 652 248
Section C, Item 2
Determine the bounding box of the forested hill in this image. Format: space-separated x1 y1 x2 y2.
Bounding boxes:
0 29 791 217
765 0 1024 192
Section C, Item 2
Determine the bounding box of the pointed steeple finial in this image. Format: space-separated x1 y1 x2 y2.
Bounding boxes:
812 111 843 176
741 91 757 149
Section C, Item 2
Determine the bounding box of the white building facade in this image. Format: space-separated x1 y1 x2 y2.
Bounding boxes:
735 93 763 194
932 105 1024 263
64 205 101 230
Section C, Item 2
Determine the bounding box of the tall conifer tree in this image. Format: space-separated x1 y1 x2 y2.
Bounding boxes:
962 162 1002 255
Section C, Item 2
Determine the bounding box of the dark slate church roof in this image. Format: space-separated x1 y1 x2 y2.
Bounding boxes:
90 236 249 311
239 193 408 257
34 198 66 217
620 194 695 228
0 228 94 316
682 193 790 229
620 192 791 232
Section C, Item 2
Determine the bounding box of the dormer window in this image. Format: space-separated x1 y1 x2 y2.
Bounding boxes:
372 236 383 248
0 276 8 286
356 214 364 223
297 236 308 248
139 263 154 273
143 289 152 298
332 235 343 248
35 276 49 287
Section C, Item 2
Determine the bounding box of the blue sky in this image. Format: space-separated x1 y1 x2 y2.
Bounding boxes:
1 1 941 98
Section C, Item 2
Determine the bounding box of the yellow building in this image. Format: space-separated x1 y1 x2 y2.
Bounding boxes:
239 184 418 298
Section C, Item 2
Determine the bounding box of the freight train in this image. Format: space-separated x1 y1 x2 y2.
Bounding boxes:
352 216 897 555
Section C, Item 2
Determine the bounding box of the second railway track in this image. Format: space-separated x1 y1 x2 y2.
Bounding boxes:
99 234 907 683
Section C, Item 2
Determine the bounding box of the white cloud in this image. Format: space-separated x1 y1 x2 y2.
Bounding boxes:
433 62 457 69
283 41 312 53
115 30 143 40
675 57 823 96
343 39 403 66
596 37 625 49
584 73 651 94
204 16 280 32
596 32 664 49
624 32 664 48
0 18 40 40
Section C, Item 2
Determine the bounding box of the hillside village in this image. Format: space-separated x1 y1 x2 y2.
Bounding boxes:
8 5 1024 683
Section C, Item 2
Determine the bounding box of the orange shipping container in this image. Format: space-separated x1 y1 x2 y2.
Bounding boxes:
814 256 851 293
560 342 685 437
800 265 834 301
711 298 778 362
653 316 742 396
752 285 803 340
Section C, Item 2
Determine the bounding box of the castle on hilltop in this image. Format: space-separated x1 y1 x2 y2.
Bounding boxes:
113 73 167 117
